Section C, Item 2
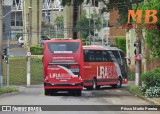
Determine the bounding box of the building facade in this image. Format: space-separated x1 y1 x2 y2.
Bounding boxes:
3 0 63 42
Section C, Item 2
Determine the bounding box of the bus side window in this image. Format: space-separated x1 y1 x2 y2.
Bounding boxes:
84 50 89 62
102 51 108 62
87 50 94 62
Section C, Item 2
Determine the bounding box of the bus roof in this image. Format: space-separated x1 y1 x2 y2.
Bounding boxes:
44 38 82 43
83 45 123 52
104 46 123 52
83 45 106 50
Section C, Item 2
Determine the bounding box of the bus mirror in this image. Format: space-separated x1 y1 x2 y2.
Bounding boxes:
42 56 44 63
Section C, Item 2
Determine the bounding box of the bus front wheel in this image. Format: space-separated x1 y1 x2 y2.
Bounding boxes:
117 78 122 88
111 78 122 88
44 89 50 95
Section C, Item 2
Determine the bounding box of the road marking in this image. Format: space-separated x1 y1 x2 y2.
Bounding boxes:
39 93 44 96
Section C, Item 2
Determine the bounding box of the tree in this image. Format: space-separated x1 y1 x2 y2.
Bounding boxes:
51 0 90 39
75 9 101 39
55 15 64 30
132 0 160 58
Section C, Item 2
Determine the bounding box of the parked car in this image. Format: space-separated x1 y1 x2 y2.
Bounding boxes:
18 37 24 47
40 35 51 46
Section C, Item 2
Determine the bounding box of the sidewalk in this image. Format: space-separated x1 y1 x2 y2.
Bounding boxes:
128 81 160 105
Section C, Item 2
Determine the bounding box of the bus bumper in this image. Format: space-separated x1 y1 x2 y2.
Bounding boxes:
44 82 83 90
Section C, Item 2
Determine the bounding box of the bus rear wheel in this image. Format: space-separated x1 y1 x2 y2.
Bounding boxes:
92 78 97 90
44 89 50 95
75 90 82 96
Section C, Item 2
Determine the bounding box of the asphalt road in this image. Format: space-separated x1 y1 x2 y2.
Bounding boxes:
0 85 159 114
3 40 26 57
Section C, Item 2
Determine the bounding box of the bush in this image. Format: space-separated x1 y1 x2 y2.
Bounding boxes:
30 46 44 55
145 87 160 98
141 68 160 88
139 67 160 98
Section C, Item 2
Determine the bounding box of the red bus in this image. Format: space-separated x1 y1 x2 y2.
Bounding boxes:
83 45 124 90
43 39 83 96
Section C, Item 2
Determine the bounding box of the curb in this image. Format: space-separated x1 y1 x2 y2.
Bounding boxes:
0 91 23 98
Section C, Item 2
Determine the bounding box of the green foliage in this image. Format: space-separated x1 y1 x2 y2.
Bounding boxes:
103 0 143 24
140 67 160 98
76 10 93 39
145 87 160 98
16 33 23 40
115 37 126 53
141 67 160 88
76 9 101 39
30 46 44 55
55 15 64 30
132 0 160 58
0 86 18 95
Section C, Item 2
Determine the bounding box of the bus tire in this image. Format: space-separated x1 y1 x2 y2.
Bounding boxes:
70 90 81 96
117 78 122 88
44 89 50 95
76 90 82 96
111 78 122 88
92 78 97 90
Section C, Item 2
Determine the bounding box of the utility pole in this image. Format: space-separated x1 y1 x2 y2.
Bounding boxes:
6 32 9 86
134 37 141 86
0 0 3 87
27 6 32 86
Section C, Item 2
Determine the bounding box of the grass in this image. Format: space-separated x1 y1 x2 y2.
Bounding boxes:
3 56 43 85
128 86 142 96
0 86 18 95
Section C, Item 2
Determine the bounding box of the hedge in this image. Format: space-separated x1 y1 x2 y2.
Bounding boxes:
30 46 44 55
139 67 160 98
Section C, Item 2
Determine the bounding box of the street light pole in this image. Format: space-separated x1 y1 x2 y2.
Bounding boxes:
93 0 96 44
102 14 104 46
106 18 109 45
27 6 32 86
93 20 95 44
88 1 91 45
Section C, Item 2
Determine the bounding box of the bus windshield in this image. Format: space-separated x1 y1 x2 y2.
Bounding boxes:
47 42 80 53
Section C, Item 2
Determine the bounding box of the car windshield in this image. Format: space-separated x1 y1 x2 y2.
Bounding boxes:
47 42 80 53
